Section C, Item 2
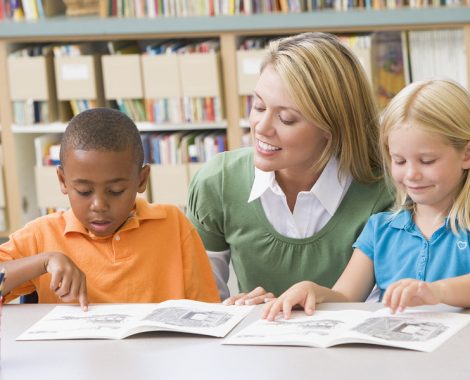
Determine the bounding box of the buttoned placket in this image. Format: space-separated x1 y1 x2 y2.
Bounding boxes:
416 240 429 280
404 223 429 281
111 234 121 262
412 225 445 281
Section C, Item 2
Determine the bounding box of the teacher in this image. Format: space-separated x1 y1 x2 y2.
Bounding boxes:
187 32 392 304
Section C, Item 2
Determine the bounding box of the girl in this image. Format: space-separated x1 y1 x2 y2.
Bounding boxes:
263 79 470 320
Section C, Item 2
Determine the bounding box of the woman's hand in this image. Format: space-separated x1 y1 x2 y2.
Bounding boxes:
44 252 88 311
382 279 440 314
261 281 319 321
223 286 274 306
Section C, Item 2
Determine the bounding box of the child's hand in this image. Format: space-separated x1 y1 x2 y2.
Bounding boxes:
382 279 440 314
223 286 275 306
261 281 318 321
44 252 88 311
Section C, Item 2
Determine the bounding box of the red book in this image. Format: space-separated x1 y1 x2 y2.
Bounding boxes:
208 0 214 16
205 97 215 122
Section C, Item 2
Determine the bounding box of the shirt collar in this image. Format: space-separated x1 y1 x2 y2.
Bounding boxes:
248 157 351 215
312 158 351 215
390 209 451 231
63 209 88 235
63 198 167 238
248 167 275 203
389 209 413 230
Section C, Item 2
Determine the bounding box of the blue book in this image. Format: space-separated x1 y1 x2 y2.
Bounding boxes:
140 134 151 164
150 134 161 164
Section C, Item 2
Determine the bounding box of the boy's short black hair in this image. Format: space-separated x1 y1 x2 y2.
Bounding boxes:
60 108 143 167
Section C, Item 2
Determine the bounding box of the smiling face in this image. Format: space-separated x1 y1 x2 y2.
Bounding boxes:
249 65 329 178
57 149 149 237
388 125 470 214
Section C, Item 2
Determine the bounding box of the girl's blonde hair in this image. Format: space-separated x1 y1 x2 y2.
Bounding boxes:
261 32 381 183
380 79 470 233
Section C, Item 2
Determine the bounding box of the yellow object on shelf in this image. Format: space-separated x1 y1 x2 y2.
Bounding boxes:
63 0 100 16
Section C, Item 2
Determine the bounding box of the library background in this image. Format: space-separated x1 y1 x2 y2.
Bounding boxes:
0 0 469 239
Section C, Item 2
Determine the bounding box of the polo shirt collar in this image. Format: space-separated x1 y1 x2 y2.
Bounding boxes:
63 209 88 235
390 209 451 231
389 209 414 230
247 157 348 215
63 197 167 237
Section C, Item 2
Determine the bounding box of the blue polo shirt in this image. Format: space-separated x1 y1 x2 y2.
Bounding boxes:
353 210 470 299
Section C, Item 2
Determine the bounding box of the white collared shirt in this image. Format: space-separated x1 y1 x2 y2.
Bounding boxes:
210 157 352 300
248 157 352 238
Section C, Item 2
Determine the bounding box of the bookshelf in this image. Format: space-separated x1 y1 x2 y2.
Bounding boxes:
0 8 469 236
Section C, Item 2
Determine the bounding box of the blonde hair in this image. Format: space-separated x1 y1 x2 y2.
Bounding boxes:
261 32 381 183
380 79 470 233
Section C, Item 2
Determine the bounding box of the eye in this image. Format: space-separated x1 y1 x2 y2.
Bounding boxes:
421 159 436 165
253 104 265 112
278 114 295 125
393 159 405 166
109 189 125 196
76 190 92 197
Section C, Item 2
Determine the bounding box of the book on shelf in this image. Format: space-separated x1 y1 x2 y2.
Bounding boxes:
180 131 199 163
224 307 470 352
147 130 226 165
371 31 409 109
34 134 61 167
17 299 253 341
21 0 39 20
10 0 25 20
140 133 151 164
63 0 99 16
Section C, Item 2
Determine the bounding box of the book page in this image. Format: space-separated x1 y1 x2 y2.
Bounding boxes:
340 309 470 352
124 299 254 338
224 308 470 352
224 310 372 348
17 300 254 341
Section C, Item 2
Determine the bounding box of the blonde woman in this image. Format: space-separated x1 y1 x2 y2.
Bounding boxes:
188 32 392 303
263 79 470 320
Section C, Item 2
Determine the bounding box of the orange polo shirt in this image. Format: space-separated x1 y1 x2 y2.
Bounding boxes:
0 198 220 304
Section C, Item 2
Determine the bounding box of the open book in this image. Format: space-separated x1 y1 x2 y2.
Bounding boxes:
17 300 253 341
224 308 470 352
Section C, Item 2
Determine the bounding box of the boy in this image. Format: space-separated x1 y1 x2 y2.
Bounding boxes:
0 108 220 309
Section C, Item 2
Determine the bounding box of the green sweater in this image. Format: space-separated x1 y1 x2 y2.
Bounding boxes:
188 148 393 296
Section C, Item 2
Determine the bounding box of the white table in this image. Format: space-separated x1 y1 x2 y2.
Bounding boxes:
1 303 470 380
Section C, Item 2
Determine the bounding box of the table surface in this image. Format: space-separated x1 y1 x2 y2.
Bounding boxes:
1 302 470 380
